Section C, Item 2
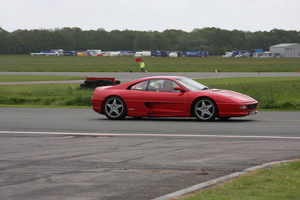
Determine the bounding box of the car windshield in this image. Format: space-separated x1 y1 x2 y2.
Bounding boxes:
176 77 209 91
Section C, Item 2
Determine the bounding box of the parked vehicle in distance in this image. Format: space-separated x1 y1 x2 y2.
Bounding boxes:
91 76 258 121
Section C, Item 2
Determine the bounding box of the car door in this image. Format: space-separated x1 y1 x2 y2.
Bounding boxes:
124 80 149 116
141 79 188 115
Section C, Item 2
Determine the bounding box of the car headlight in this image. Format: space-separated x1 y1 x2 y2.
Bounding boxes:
239 105 247 109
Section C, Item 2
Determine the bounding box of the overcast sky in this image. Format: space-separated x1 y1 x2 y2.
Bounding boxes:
1 0 299 33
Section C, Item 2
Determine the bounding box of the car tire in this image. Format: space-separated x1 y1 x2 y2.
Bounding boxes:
90 83 97 89
103 79 113 86
193 97 217 121
103 96 127 120
95 80 105 86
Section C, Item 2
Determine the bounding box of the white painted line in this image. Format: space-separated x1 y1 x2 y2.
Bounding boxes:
1 131 300 140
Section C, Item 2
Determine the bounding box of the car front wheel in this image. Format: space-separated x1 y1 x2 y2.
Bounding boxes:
193 98 217 121
103 96 127 120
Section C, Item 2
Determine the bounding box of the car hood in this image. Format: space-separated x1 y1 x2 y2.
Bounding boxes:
206 89 257 102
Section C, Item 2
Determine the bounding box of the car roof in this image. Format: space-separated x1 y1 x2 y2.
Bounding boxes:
107 76 188 90
138 76 186 81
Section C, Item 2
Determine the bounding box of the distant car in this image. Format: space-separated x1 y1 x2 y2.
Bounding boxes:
91 76 258 121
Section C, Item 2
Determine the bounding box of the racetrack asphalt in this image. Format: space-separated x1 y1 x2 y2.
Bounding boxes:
1 107 300 199
1 72 299 199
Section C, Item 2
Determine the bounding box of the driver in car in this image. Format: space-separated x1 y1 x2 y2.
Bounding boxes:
161 80 174 92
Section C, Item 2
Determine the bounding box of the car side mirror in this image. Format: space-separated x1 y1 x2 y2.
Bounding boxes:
174 87 185 92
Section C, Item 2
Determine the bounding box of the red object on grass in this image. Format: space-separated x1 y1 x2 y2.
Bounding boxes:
86 77 115 82
135 58 142 62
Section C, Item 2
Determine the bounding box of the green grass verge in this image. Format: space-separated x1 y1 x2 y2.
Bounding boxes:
1 55 300 72
0 84 93 107
176 160 300 200
0 75 84 82
0 77 299 110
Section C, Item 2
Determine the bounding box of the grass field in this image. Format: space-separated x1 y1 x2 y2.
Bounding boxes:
0 77 299 110
0 75 84 82
0 55 299 110
1 55 300 72
175 160 300 200
0 84 92 107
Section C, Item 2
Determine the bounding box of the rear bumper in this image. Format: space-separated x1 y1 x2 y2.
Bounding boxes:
92 106 102 114
91 98 103 114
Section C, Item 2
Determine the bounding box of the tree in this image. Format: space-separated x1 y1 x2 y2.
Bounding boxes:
133 32 156 51
0 27 9 54
0 27 299 55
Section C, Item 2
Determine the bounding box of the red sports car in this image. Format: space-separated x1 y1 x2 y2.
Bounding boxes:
91 76 258 121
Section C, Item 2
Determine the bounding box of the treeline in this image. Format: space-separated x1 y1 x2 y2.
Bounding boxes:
0 27 299 55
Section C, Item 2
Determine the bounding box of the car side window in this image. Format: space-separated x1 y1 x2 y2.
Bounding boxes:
146 79 164 92
130 80 149 91
144 79 181 92
161 79 181 92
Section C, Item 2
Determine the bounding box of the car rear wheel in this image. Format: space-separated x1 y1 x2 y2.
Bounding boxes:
193 98 217 121
103 96 127 120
